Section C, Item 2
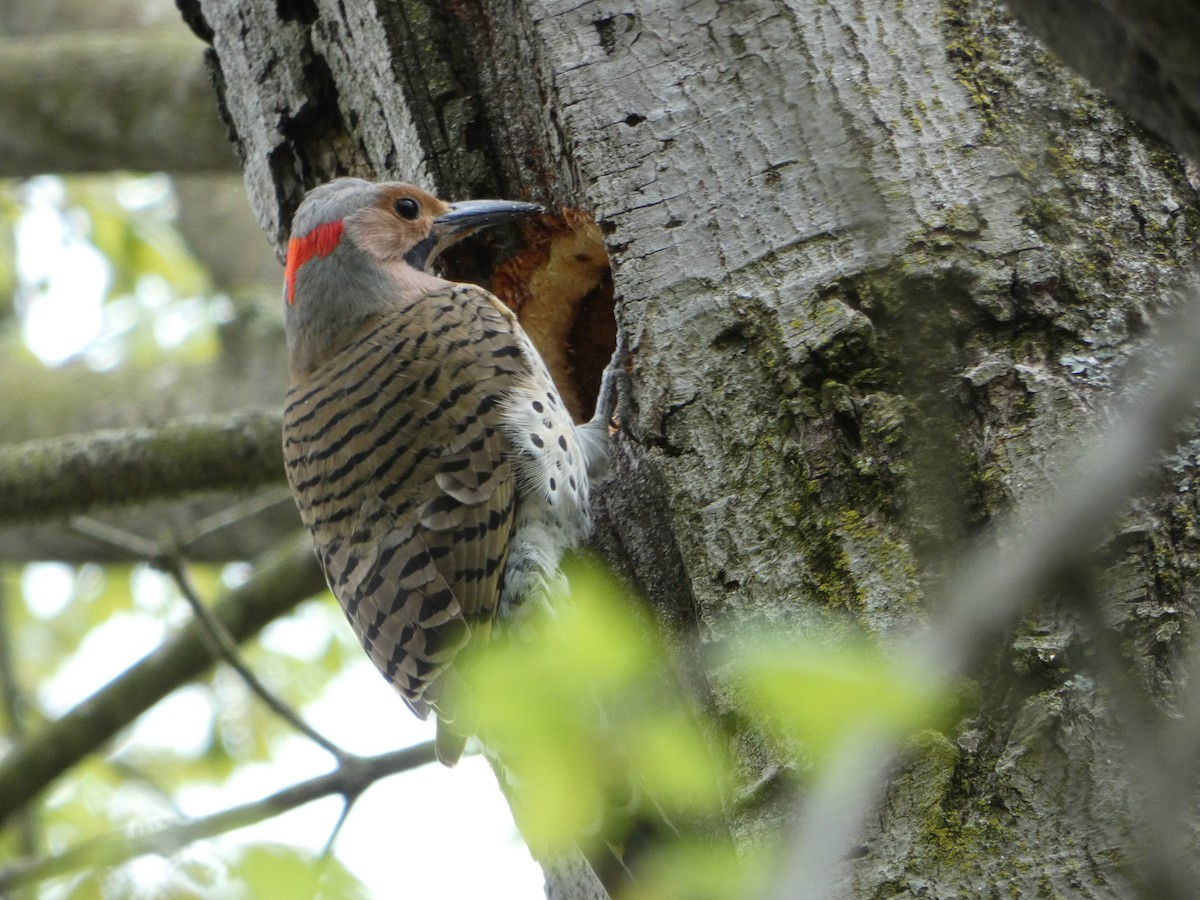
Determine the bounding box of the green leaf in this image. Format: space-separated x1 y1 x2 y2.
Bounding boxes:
60 873 105 900
233 844 369 900
734 636 950 764
630 838 767 900
457 562 728 855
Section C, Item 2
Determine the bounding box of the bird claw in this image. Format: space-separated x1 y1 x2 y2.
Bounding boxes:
593 327 630 429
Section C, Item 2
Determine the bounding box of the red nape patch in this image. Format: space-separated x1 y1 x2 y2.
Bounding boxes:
285 219 345 304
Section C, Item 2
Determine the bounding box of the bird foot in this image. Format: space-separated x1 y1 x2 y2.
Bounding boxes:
593 327 630 430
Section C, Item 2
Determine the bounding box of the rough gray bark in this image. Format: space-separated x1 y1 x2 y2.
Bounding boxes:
162 0 1200 895
505 3 1198 893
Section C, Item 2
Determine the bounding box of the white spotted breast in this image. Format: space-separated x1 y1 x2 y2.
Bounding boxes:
496 336 597 615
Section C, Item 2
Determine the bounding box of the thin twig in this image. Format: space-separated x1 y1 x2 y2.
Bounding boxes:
0 532 326 830
0 742 438 892
53 520 383 880
179 486 295 551
69 516 161 560
158 554 351 762
319 794 360 859
65 517 350 762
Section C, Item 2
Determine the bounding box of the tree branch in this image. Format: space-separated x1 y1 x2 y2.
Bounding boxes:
0 741 438 892
0 29 236 177
0 532 325 828
64 517 349 760
0 576 38 857
0 411 285 525
160 556 350 761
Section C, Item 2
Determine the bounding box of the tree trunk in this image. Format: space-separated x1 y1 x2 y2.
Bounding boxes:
182 0 1200 895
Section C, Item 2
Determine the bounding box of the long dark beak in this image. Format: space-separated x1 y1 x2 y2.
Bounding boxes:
437 199 544 234
407 199 545 272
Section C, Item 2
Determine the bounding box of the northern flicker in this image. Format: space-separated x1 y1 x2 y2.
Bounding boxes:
281 178 615 765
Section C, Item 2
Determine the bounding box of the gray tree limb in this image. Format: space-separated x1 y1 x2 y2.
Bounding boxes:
0 30 236 177
0 412 283 525
0 350 291 563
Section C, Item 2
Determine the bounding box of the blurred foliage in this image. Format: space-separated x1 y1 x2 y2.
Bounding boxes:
735 635 952 767
65 178 206 301
233 844 368 900
629 839 770 900
459 560 959 898
0 172 382 898
0 187 18 320
0 558 372 896
1 175 226 371
0 474 959 897
459 562 729 858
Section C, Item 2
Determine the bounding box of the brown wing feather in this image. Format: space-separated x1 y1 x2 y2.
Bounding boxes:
283 285 527 727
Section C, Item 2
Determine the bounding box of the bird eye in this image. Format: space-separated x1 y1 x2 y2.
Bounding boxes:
394 197 420 220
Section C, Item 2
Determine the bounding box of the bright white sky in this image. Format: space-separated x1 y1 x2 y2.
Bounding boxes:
15 178 545 899
16 179 110 365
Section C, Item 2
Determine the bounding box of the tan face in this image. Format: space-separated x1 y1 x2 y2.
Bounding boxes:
345 184 452 262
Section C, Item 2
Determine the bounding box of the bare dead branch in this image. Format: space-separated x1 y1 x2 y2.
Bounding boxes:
0 741 438 892
178 486 295 551
68 516 162 559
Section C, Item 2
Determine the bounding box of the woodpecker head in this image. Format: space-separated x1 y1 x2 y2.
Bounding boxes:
283 177 543 377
